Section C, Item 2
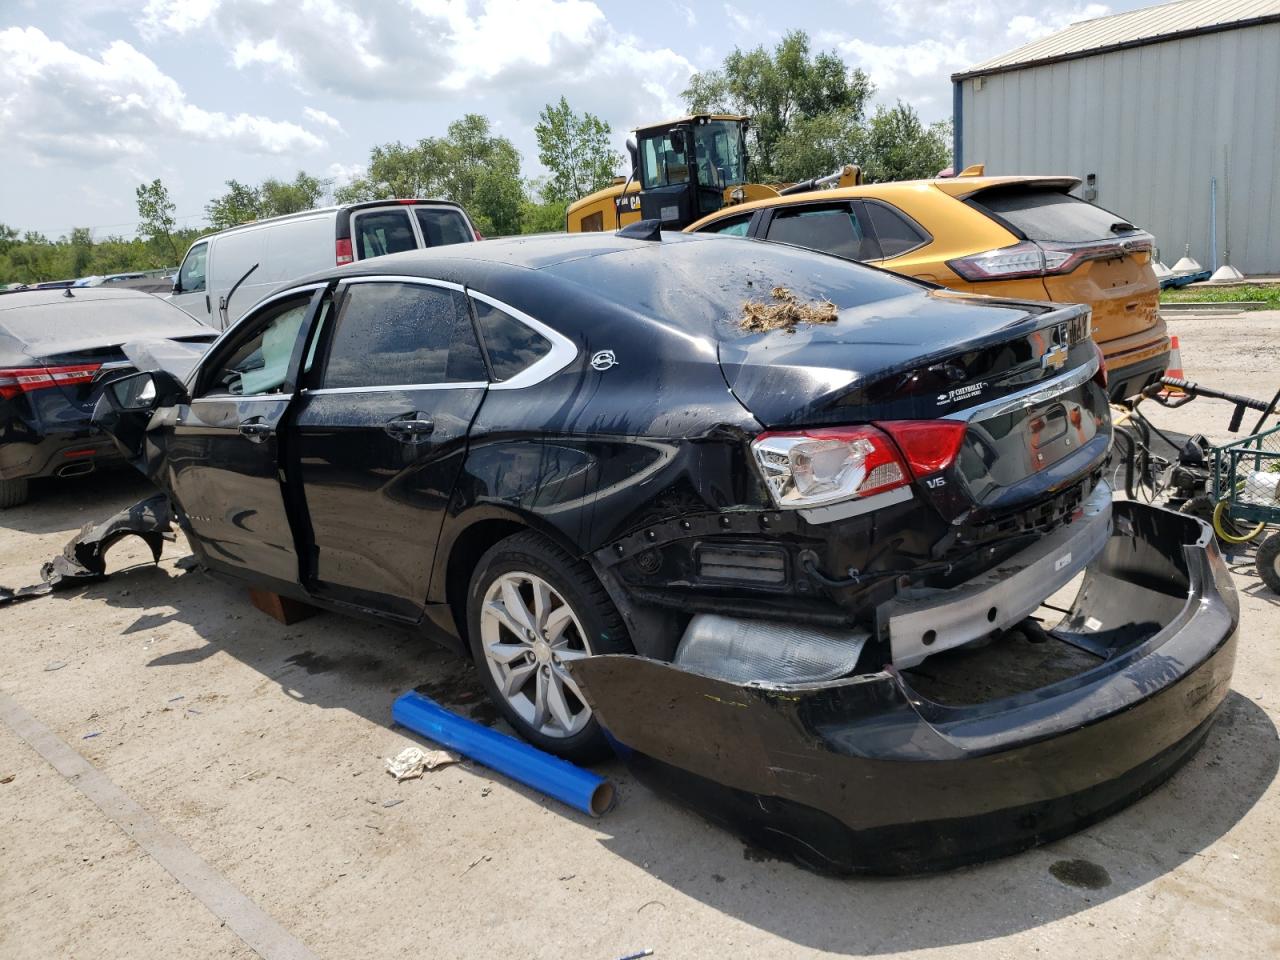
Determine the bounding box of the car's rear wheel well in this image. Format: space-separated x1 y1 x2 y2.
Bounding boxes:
446 519 529 641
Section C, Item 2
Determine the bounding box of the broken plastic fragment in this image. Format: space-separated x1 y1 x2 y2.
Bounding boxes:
384 745 460 781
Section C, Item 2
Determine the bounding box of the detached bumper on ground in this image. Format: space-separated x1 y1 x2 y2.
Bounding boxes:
570 500 1239 874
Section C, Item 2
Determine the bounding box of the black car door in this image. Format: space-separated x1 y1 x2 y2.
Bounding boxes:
290 277 489 619
168 286 324 586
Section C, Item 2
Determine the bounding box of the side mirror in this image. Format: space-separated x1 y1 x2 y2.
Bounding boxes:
101 370 187 414
108 372 161 412
172 278 183 295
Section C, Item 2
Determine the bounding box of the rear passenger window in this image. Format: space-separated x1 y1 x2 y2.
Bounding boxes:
320 282 486 388
473 299 551 382
864 202 928 258
414 207 474 246
353 209 418 259
766 204 879 261
705 215 752 237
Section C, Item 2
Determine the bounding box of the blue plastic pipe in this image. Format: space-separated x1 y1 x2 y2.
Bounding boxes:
391 691 615 817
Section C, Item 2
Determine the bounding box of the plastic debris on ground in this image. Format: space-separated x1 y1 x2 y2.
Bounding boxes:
384 745 460 781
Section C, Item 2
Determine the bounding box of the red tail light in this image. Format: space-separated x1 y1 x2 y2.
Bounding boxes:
752 425 910 509
877 420 969 477
948 235 1153 282
752 421 969 511
0 364 102 400
335 238 354 266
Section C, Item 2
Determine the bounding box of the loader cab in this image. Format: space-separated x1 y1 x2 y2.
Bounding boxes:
632 115 749 228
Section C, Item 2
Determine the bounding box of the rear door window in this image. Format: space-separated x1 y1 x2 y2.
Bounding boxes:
414 206 474 246
703 214 752 237
472 299 551 382
319 281 486 388
970 188 1140 242
863 202 929 258
352 209 418 260
765 203 880 261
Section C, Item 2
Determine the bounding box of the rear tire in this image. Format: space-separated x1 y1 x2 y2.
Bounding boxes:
466 530 631 763
0 478 29 509
1258 533 1280 594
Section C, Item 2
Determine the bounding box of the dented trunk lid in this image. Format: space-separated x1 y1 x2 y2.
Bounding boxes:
719 293 1108 510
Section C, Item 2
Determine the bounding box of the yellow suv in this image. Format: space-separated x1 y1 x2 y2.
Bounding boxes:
686 175 1168 401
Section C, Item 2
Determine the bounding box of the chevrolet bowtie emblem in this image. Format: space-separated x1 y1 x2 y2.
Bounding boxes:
1042 342 1069 371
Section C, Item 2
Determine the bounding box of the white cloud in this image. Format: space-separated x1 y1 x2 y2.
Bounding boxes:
827 1 1115 118
303 106 343 132
1006 4 1111 45
133 0 695 128
0 26 324 162
326 160 365 189
834 37 971 114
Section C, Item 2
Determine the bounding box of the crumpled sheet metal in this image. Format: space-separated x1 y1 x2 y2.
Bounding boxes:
0 494 173 607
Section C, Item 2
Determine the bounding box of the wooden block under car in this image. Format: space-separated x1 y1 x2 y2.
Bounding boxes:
248 588 318 625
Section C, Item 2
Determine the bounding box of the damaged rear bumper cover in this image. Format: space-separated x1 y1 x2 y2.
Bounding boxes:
569 500 1239 874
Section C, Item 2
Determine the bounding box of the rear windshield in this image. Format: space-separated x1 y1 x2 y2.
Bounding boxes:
544 234 921 341
415 207 473 246
0 295 205 348
970 187 1140 242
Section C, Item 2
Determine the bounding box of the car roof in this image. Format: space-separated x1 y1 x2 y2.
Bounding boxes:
188 198 467 245
0 286 169 311
683 175 1083 231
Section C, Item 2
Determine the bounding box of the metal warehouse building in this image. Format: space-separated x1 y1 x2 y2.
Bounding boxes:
952 0 1280 276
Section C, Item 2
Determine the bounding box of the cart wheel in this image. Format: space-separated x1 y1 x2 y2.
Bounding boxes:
1258 533 1280 594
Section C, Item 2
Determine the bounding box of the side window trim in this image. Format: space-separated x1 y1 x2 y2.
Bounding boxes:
860 199 933 259
467 290 578 391
191 282 329 396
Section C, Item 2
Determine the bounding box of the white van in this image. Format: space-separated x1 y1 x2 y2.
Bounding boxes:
170 199 479 329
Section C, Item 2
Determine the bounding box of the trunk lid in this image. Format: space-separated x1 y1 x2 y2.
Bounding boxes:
720 292 1107 511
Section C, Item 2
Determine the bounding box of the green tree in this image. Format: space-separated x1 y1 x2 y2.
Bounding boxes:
337 115 525 235
206 171 328 230
534 96 621 205
683 31 873 181
135 178 181 262
68 227 94 277
772 110 866 184
859 103 952 183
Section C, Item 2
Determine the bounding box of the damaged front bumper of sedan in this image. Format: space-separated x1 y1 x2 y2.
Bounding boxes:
569 498 1239 874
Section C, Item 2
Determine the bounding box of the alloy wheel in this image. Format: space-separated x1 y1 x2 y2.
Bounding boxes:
478 571 593 738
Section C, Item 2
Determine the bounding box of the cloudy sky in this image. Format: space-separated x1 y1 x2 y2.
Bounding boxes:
1 0 1151 240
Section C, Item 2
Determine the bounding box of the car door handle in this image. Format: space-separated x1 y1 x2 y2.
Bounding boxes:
239 419 272 443
384 417 435 442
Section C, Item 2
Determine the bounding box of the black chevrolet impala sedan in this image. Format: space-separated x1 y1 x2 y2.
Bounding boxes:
96 230 1237 873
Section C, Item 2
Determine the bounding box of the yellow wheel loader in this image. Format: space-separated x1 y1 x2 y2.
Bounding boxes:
565 114 861 232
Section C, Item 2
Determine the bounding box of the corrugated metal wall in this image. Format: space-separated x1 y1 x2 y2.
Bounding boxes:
957 23 1280 275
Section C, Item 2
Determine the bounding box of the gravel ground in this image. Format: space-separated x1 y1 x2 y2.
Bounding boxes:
1 312 1278 959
